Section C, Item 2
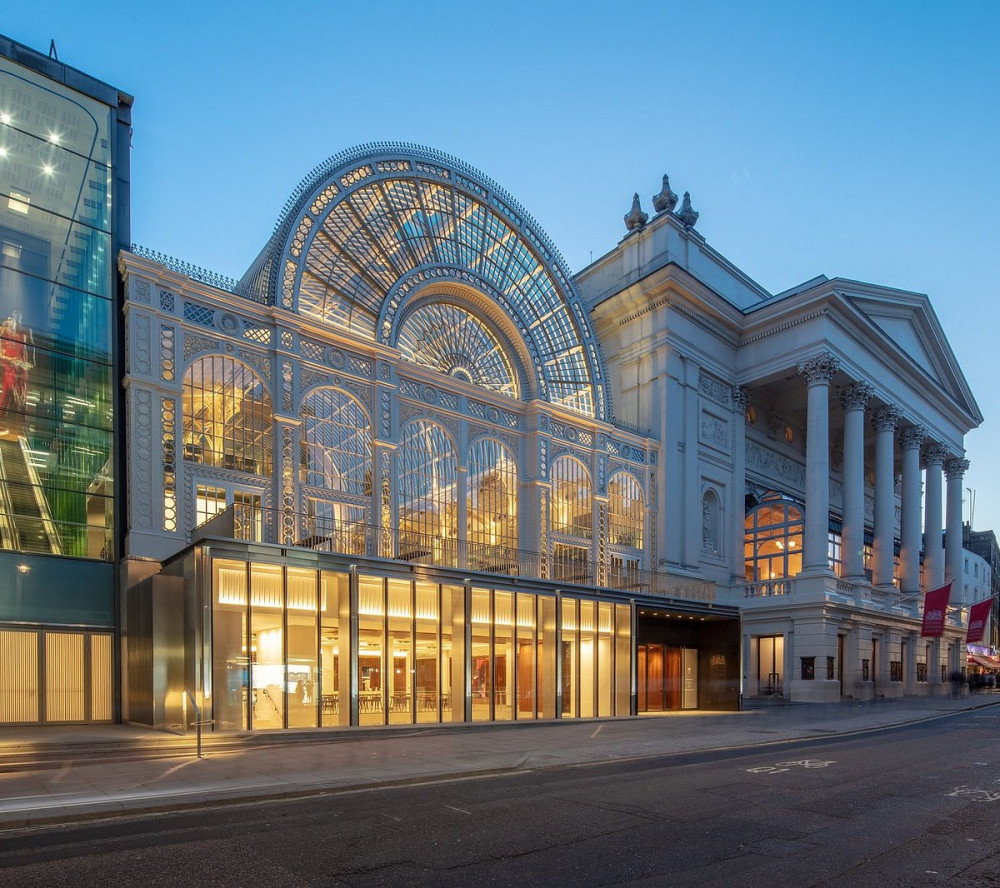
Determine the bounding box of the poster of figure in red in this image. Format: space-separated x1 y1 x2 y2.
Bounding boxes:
920 583 952 638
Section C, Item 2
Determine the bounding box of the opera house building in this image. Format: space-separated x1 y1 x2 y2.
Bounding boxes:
0 36 982 730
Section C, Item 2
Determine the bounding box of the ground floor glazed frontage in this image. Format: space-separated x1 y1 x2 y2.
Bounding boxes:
125 540 741 731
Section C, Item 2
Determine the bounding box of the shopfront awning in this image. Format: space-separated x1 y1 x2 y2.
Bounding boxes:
968 654 1000 670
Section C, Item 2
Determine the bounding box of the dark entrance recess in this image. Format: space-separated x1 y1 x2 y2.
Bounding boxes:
636 610 740 711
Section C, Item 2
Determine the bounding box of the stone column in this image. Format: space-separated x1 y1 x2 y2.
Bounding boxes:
797 354 840 573
944 456 970 602
898 424 927 593
871 406 900 588
840 382 873 579
732 386 749 583
923 442 947 590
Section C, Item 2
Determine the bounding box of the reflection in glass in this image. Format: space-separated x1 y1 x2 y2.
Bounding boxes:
212 558 248 731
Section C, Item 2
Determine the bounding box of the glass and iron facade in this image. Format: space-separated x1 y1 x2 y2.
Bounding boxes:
120 144 740 730
0 40 131 725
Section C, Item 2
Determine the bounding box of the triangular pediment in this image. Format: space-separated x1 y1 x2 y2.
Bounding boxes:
840 284 982 424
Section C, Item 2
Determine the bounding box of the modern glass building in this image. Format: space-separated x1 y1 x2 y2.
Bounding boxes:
0 36 131 724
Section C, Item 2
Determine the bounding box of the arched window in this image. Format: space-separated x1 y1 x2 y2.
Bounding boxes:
609 472 644 550
467 438 518 570
182 355 272 475
398 420 458 566
300 387 372 494
744 495 803 581
550 455 592 582
397 302 520 399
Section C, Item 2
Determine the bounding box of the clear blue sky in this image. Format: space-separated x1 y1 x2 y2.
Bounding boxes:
7 1 999 531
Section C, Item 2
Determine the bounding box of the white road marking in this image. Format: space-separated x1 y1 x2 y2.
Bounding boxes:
445 805 472 815
590 725 604 739
947 785 1000 802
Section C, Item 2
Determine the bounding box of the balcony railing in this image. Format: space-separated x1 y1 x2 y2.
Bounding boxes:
193 504 715 601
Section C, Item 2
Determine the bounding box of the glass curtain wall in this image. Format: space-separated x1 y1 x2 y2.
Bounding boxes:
0 57 116 599
209 556 631 730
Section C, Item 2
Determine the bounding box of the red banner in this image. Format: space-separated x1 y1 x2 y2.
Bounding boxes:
967 599 992 643
920 582 952 637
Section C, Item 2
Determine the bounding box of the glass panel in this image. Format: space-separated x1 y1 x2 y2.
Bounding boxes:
286 567 318 728
470 587 491 722
467 437 518 572
493 591 513 722
212 558 247 731
441 584 464 723
320 570 349 727
744 499 804 581
615 604 631 716
300 387 372 494
516 593 535 719
0 628 38 722
597 602 613 717
561 598 578 718
415 581 439 723
195 485 226 527
250 563 284 729
552 543 590 584
538 595 557 718
0 552 113 624
44 631 84 722
182 355 272 476
609 472 644 549
551 456 592 539
387 578 412 725
358 574 385 725
398 420 458 567
579 601 596 718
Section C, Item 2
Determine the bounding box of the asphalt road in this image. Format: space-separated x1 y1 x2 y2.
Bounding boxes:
1 709 998 887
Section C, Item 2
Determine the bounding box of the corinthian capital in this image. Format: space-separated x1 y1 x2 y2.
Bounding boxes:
840 382 874 412
870 405 900 433
944 456 971 480
922 442 948 466
797 352 840 385
898 424 927 450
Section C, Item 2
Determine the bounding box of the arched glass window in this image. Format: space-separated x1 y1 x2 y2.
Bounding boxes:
551 456 592 539
398 420 458 566
397 303 519 399
300 387 372 494
744 496 803 581
609 472 644 549
467 438 518 570
182 355 272 475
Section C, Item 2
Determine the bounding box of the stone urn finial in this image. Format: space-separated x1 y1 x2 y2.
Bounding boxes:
652 174 678 213
677 191 699 228
624 193 648 232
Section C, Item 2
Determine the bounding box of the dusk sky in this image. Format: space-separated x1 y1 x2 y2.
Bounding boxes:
6 2 999 531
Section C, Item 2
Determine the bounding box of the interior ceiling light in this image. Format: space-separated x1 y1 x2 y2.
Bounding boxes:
41 163 54 176
48 132 60 144
0 112 10 124
0 146 7 158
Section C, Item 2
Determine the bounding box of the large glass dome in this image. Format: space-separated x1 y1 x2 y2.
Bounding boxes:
243 144 608 419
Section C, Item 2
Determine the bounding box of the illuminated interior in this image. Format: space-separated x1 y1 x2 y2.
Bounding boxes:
210 556 631 730
744 496 803 581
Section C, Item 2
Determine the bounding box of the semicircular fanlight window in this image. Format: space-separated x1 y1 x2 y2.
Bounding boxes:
396 302 519 399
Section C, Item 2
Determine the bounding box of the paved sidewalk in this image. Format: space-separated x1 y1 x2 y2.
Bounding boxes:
1 693 997 829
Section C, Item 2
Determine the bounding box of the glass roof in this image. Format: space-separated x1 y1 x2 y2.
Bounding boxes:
268 145 606 419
